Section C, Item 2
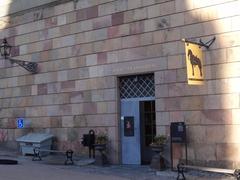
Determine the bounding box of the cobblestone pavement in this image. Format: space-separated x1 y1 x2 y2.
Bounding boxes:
0 156 174 180
0 149 235 180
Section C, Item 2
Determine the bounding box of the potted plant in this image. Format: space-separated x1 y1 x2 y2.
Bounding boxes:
94 132 108 150
150 135 167 171
150 135 167 152
93 132 109 165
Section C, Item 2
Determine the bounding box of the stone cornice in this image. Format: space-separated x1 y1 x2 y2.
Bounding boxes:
0 0 74 18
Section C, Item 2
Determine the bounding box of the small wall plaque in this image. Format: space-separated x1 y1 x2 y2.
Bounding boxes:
17 118 24 129
124 116 134 137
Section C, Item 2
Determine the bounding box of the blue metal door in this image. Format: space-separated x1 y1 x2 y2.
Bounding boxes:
121 99 141 164
119 74 155 164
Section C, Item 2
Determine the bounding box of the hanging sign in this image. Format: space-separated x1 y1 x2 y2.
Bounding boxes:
185 42 204 85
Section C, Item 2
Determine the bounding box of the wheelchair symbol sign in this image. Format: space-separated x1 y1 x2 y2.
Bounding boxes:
17 118 24 128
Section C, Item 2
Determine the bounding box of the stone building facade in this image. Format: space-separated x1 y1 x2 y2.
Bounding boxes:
0 0 239 168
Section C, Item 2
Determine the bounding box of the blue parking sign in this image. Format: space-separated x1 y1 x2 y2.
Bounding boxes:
17 118 24 128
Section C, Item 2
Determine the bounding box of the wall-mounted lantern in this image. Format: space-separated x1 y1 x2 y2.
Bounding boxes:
0 38 38 73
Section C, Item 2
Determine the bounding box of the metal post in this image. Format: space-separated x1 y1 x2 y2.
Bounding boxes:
185 125 187 165
170 134 173 170
88 129 95 158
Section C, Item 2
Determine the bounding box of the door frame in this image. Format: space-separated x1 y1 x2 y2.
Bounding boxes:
139 100 156 164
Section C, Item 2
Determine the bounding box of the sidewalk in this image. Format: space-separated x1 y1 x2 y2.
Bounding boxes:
0 147 172 180
0 156 174 180
0 148 235 180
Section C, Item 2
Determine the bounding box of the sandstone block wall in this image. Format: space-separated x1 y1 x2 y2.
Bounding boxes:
0 0 239 166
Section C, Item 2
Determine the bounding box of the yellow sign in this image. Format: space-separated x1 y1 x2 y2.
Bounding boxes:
185 42 204 85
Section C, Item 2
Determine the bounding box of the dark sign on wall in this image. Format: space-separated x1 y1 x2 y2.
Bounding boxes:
81 129 95 147
170 122 186 143
124 116 134 137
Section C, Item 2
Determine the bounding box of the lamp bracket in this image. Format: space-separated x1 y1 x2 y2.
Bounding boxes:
182 36 216 49
9 58 38 74
0 38 38 74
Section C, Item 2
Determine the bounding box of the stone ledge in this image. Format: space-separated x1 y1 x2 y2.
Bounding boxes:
0 0 73 18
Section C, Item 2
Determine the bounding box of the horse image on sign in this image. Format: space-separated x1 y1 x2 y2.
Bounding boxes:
185 43 204 85
187 49 202 77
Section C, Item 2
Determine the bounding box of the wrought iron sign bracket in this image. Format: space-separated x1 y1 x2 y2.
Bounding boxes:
182 36 216 49
8 58 38 74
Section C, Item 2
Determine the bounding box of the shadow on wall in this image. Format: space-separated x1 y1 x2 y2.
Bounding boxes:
0 0 14 149
0 0 60 149
178 0 240 169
